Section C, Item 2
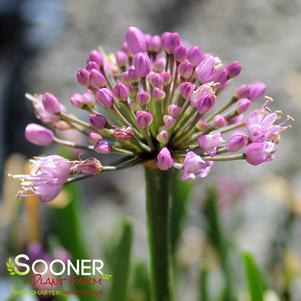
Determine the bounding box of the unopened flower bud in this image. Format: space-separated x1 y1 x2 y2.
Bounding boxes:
94 139 111 154
25 123 54 146
126 26 147 54
148 35 161 52
168 104 181 118
88 132 102 144
136 90 150 106
226 61 241 78
86 61 99 71
89 114 107 129
160 71 171 86
76 68 90 87
191 85 216 114
187 46 203 67
236 81 266 101
70 93 84 108
42 92 61 114
89 69 106 88
157 147 174 170
87 50 103 67
178 60 193 79
156 129 168 144
110 127 134 140
179 82 195 99
136 110 153 128
237 98 252 113
148 72 163 88
96 88 114 107
226 130 248 152
133 53 151 77
213 115 228 128
153 58 164 72
174 45 187 62
196 119 208 131
115 51 128 68
162 32 180 54
113 83 128 101
163 115 176 129
153 87 166 101
74 157 102 176
244 142 276 165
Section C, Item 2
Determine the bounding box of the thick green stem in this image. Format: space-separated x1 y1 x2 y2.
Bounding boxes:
145 167 174 301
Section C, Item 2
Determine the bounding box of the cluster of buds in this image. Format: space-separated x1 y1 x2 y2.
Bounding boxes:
12 26 292 202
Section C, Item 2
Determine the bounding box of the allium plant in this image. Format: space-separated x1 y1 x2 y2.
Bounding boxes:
13 26 292 301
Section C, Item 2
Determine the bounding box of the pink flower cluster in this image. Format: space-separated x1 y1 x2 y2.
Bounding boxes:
15 26 292 202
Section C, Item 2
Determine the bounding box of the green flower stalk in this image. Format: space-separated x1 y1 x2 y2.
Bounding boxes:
11 26 292 301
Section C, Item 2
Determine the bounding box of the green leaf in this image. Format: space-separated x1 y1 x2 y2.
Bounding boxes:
6 257 16 276
108 219 134 301
198 266 209 301
131 261 151 301
203 186 235 301
242 252 267 301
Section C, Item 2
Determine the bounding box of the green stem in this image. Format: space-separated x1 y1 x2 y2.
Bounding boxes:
145 167 174 301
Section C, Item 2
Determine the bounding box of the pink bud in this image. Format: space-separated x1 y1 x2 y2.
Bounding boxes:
94 139 111 154
148 72 163 88
148 35 161 52
153 87 166 101
162 32 181 54
133 53 151 77
160 71 171 86
113 83 128 101
196 119 208 131
136 110 153 128
226 61 241 78
179 82 195 99
236 82 266 101
42 92 61 114
226 130 248 152
82 90 95 105
89 114 107 129
168 104 181 118
89 69 106 88
96 88 114 107
157 147 174 170
237 98 252 113
86 61 99 71
70 93 84 108
73 157 102 176
153 58 164 72
121 42 131 55
174 45 187 62
110 127 134 140
88 132 102 144
87 50 104 67
156 129 168 144
76 68 90 87
115 51 128 67
178 60 193 79
25 123 54 146
213 115 228 128
244 142 276 165
126 26 147 54
191 85 216 114
187 46 203 67
136 90 150 106
163 115 176 129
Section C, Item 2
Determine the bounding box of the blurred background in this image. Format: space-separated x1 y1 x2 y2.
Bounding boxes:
0 0 301 300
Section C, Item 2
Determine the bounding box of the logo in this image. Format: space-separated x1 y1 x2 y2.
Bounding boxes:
7 254 112 297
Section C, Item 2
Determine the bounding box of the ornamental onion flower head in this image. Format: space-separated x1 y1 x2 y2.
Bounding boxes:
14 26 293 202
